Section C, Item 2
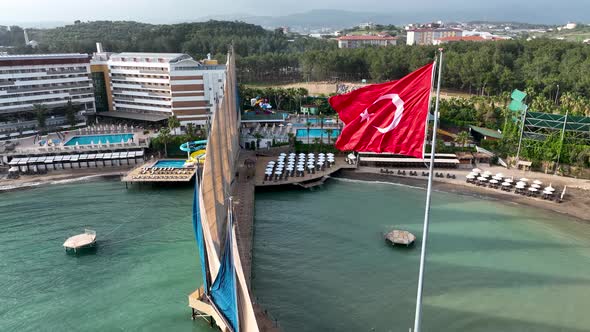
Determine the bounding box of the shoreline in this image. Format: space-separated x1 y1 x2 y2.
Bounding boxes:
0 169 129 192
336 169 590 223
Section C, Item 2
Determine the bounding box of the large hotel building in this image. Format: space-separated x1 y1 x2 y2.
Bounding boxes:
0 54 95 133
92 47 225 126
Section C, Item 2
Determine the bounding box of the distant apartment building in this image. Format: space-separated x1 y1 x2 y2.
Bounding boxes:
0 54 94 132
406 28 463 45
91 47 225 126
337 35 398 49
433 35 506 45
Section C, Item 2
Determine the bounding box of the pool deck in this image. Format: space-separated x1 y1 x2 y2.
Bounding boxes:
255 155 356 187
121 159 196 183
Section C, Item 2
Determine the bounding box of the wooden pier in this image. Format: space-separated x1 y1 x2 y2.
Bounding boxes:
255 156 356 188
121 159 196 183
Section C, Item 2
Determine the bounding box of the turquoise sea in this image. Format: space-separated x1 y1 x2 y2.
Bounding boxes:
1 178 590 331
252 179 590 332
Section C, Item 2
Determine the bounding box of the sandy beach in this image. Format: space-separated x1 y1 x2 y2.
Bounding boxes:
338 168 590 222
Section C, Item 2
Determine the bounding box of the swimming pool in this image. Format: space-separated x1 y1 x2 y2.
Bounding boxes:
293 118 337 126
153 160 186 168
296 129 341 138
64 134 134 146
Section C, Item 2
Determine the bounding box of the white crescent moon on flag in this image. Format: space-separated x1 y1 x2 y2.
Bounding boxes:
370 93 404 134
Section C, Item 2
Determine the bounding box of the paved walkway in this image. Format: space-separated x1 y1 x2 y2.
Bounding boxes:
232 150 280 331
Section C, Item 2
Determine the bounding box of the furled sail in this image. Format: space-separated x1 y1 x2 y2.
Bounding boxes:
191 47 259 332
192 175 209 293
210 201 239 331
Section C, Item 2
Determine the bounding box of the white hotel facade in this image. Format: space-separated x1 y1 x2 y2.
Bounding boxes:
0 54 95 133
93 51 225 126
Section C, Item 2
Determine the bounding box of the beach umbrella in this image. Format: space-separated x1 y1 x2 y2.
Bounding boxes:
528 187 538 192
505 178 513 183
472 168 482 173
492 175 503 180
533 180 542 185
477 177 488 181
489 179 498 184
268 161 275 164
502 182 511 187
520 178 529 182
531 184 541 188
466 174 475 179
545 184 555 192
495 173 504 178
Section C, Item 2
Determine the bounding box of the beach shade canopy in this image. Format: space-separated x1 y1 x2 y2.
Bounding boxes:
472 168 482 173
533 180 543 185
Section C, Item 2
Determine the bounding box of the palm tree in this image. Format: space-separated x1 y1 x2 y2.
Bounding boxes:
287 132 295 148
326 128 334 146
65 99 76 127
186 123 196 140
318 113 326 151
312 137 321 151
159 127 171 157
305 121 312 145
253 133 264 150
454 131 470 148
168 115 180 135
33 104 47 131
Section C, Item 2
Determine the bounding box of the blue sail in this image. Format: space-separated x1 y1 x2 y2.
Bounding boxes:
192 176 209 293
210 215 239 332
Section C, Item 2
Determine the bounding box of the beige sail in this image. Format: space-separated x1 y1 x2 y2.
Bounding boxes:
196 47 259 331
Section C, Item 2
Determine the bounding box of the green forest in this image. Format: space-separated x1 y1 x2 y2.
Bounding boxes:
1 20 588 171
2 21 590 98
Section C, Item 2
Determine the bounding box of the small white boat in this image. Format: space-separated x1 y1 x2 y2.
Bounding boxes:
63 229 96 253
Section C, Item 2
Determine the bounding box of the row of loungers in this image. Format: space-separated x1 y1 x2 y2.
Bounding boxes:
132 174 190 180
466 173 563 202
380 169 456 179
140 167 191 175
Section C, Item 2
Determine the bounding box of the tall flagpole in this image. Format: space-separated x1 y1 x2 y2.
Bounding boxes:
413 49 444 332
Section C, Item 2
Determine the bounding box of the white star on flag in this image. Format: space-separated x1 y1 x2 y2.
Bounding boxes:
360 110 372 122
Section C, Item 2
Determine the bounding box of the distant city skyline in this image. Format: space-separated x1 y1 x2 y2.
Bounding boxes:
0 0 588 27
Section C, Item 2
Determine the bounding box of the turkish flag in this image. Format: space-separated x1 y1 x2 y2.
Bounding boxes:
330 63 434 158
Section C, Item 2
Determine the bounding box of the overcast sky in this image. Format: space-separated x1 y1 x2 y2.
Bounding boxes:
1 0 588 25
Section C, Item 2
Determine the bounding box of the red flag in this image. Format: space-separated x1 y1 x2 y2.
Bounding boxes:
330 63 434 158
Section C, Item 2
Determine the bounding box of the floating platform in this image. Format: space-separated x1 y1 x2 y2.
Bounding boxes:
385 230 416 247
121 159 196 183
64 229 96 252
